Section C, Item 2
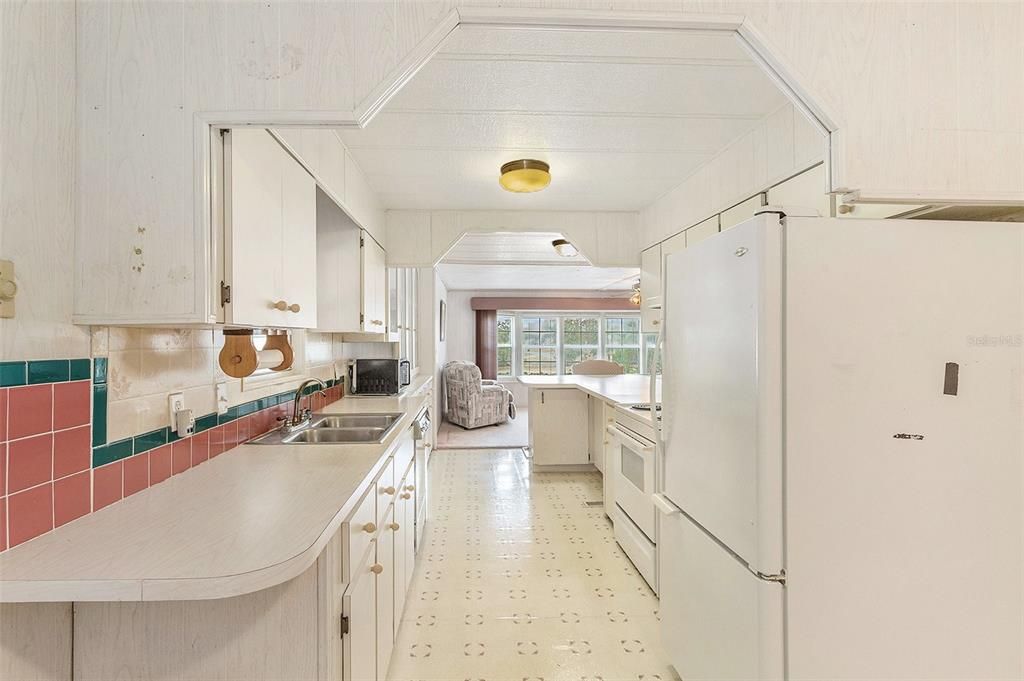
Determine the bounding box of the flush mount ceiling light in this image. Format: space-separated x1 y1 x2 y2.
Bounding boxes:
552 238 578 258
499 159 551 193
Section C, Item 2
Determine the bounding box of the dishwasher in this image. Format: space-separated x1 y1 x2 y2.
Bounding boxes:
412 407 431 552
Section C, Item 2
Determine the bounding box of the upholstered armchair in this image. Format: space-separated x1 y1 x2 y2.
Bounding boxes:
442 360 514 429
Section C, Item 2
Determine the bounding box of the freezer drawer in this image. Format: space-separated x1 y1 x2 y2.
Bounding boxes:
659 508 783 681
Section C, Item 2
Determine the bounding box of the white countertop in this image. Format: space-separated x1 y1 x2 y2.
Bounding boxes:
0 377 433 604
516 374 660 425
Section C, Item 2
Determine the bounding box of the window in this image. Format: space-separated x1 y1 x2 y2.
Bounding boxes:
392 267 418 370
497 314 514 377
643 333 661 375
495 311 648 377
562 317 600 372
520 316 559 375
604 316 642 374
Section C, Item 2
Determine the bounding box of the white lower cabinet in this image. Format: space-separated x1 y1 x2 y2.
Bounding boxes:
529 388 590 466
344 542 379 681
375 507 396 681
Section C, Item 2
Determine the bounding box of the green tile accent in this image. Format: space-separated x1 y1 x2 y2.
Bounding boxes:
92 384 108 447
195 413 218 433
93 438 133 467
93 357 108 384
237 401 256 416
28 359 69 384
217 406 239 425
70 359 91 381
0 361 26 387
133 428 167 454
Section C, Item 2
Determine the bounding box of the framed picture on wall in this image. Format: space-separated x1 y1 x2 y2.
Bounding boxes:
439 300 447 341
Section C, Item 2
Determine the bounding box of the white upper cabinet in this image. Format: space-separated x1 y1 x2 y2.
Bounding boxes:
273 129 383 247
362 233 387 332
316 190 388 335
766 164 831 217
224 128 317 328
640 244 662 333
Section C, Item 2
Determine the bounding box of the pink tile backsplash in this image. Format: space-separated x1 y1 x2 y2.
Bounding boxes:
8 384 53 440
8 483 53 548
172 439 192 474
189 432 208 467
0 379 346 552
92 461 123 510
123 452 150 497
149 445 172 485
53 381 90 430
53 471 91 528
53 425 91 478
8 433 53 494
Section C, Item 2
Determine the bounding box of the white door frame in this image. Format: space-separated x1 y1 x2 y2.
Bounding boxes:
193 7 839 321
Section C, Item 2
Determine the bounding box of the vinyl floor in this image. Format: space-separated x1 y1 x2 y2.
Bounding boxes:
387 449 674 681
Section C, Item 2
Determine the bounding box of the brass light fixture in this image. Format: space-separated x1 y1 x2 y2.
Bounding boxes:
499 159 551 193
551 238 578 257
630 280 642 306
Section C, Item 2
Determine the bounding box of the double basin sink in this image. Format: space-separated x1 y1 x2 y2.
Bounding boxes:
248 413 403 446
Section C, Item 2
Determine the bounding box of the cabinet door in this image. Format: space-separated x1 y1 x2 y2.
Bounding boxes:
228 128 285 327
766 164 831 217
228 129 317 328
361 233 387 332
588 395 606 472
603 421 617 519
376 508 396 681
529 389 590 466
685 215 720 247
392 480 415 624
343 543 377 681
720 193 766 232
640 244 662 333
280 148 317 327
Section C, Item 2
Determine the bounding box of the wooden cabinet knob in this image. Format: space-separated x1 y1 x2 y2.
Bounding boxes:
382 486 396 495
389 522 400 531
400 492 411 500
404 484 415 492
362 522 376 534
288 303 301 313
370 564 384 575
273 300 288 311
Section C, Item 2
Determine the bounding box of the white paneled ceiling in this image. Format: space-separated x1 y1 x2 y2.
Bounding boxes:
437 264 638 292
338 26 789 211
438 232 638 291
442 232 589 265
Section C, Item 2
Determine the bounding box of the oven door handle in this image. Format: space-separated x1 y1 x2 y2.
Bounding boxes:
606 424 656 455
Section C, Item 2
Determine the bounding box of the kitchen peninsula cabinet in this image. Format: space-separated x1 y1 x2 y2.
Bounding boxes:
0 378 434 681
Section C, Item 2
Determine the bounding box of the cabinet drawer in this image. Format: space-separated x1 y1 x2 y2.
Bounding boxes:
393 431 415 484
375 457 397 523
342 486 378 583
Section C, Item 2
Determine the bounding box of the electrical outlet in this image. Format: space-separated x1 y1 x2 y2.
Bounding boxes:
168 392 185 430
216 382 229 415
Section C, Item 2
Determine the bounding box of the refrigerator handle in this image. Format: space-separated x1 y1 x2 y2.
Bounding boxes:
652 493 680 516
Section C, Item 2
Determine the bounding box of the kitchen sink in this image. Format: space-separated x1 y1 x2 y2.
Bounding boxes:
247 413 403 446
282 427 389 444
310 414 401 430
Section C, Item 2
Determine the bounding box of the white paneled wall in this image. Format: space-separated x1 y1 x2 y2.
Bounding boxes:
641 102 824 247
386 210 640 267
0 1 90 361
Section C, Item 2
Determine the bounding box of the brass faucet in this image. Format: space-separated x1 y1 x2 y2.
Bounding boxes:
282 378 328 431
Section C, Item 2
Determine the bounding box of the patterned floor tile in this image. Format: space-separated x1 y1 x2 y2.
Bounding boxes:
388 449 675 681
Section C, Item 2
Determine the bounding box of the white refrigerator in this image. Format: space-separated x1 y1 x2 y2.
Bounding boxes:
655 213 1023 680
